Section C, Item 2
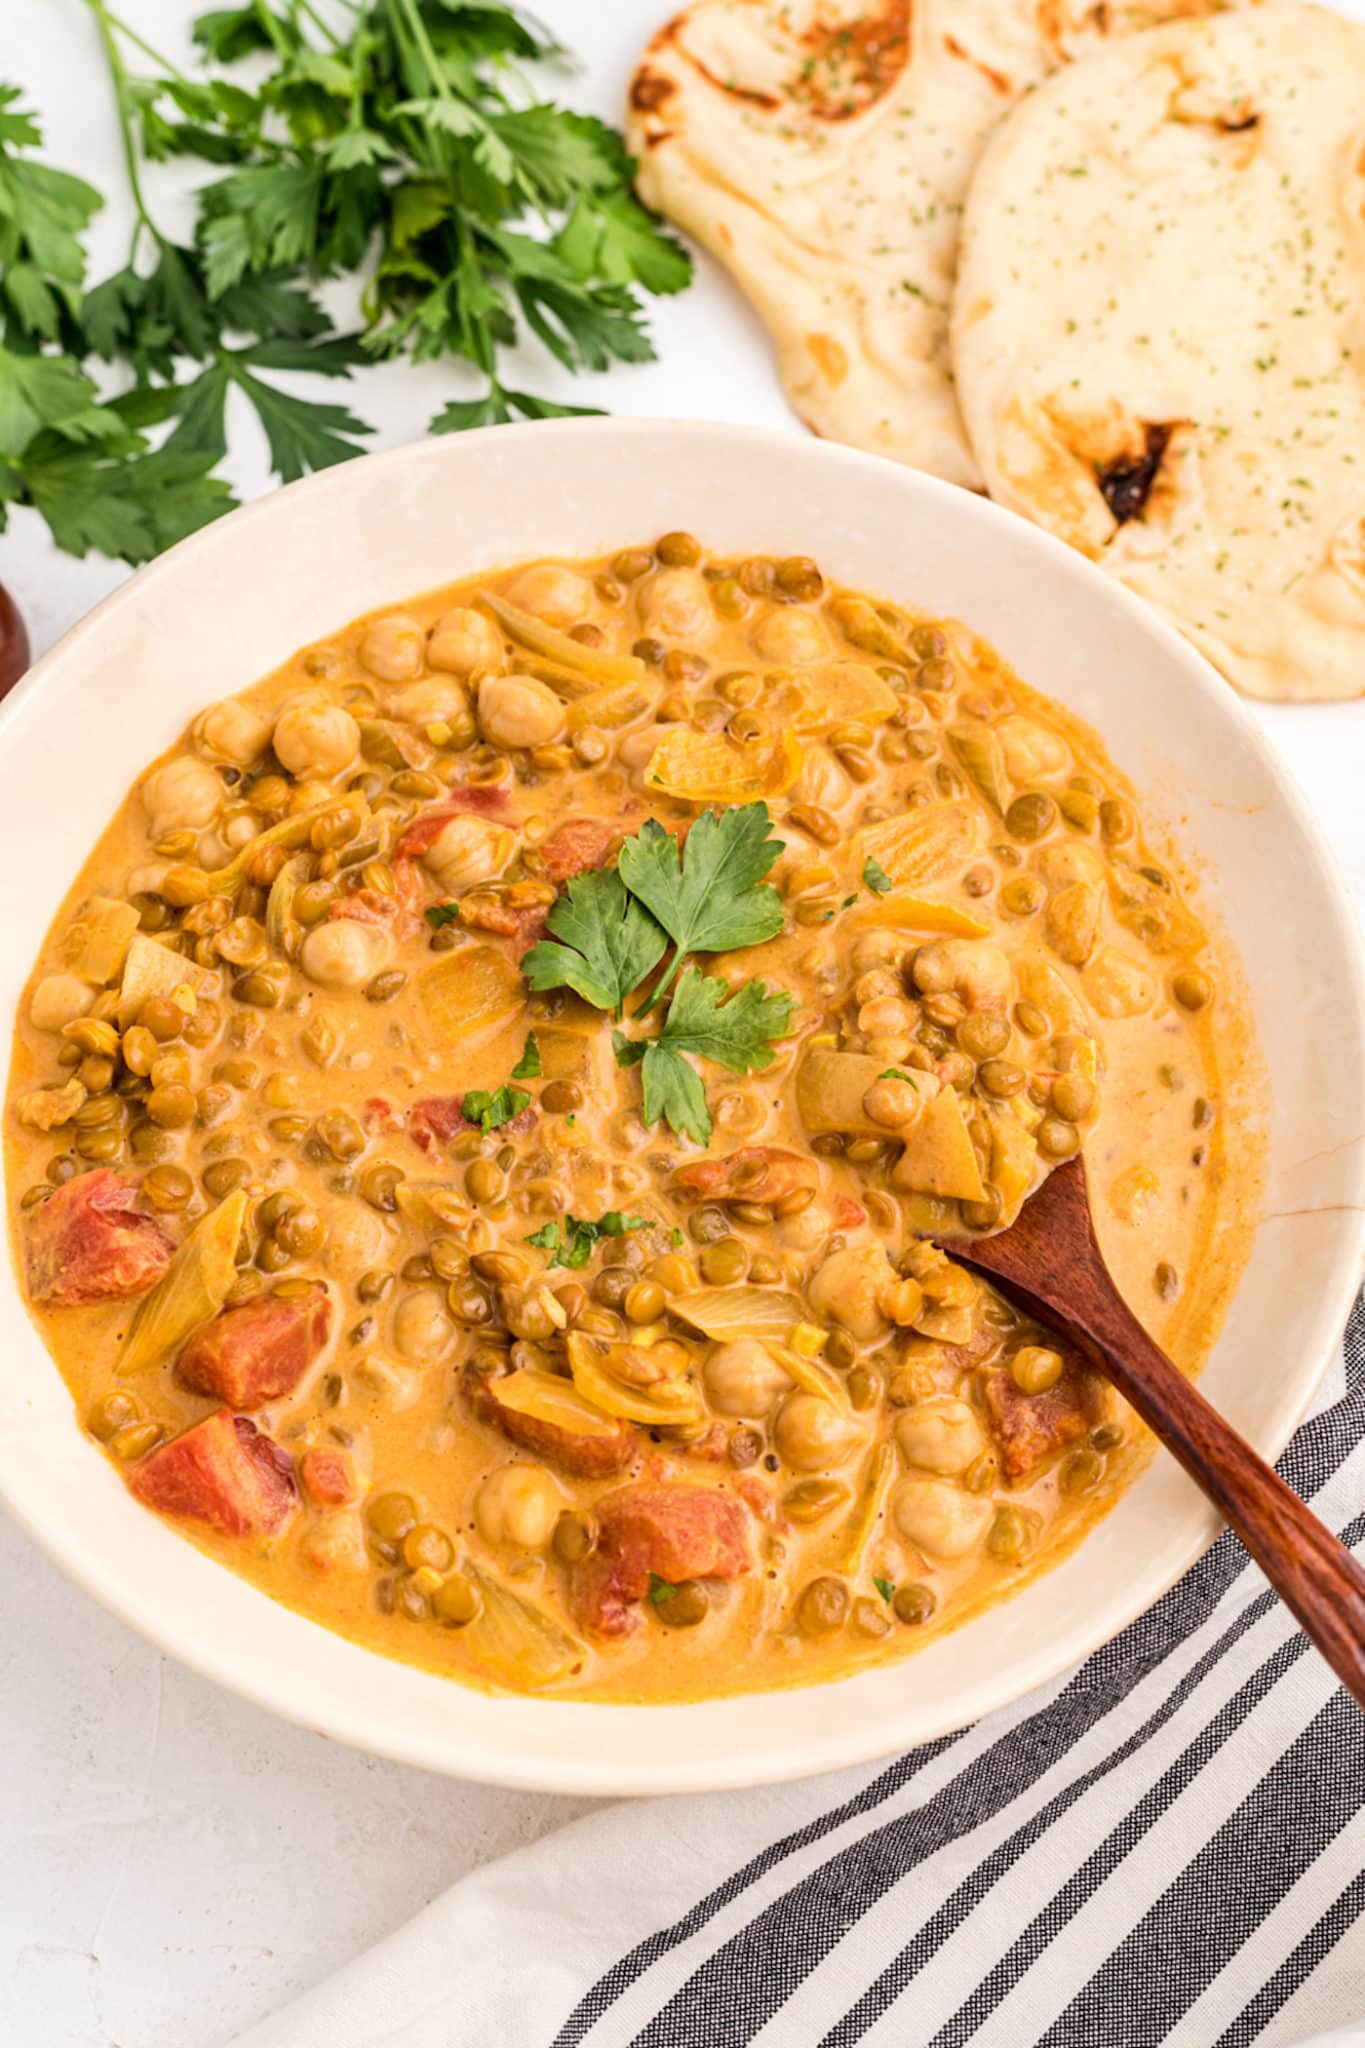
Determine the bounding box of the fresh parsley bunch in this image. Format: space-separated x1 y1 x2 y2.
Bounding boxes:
0 3 691 563
523 803 796 1146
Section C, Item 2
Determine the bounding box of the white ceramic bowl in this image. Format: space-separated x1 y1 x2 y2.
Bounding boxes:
2 420 1362 1795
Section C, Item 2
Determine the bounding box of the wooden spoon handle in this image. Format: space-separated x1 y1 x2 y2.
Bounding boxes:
1079 1283 1365 1708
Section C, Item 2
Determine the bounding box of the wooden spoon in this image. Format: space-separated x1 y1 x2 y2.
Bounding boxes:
939 1154 1365 1708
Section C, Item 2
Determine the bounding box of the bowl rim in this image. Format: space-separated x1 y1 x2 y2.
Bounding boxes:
2 415 1363 1796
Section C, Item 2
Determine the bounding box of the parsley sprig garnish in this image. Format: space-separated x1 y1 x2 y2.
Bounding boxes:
525 1210 648 1270
523 803 795 1145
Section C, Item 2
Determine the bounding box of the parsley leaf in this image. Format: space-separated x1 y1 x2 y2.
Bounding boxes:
874 1576 896 1604
640 1042 713 1147
618 804 785 1003
526 1209 648 1270
657 966 793 1075
510 1033 541 1080
522 866 666 1018
460 1084 530 1135
863 858 894 894
619 967 794 1145
648 1573 679 1605
425 902 460 930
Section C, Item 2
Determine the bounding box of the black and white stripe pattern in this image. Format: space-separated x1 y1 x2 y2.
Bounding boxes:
552 1294 1365 2048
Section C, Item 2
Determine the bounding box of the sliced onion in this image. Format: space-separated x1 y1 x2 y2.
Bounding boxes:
120 1190 247 1376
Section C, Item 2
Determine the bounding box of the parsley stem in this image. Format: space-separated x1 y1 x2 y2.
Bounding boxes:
393 0 454 100
639 944 687 1017
100 9 192 83
293 0 349 55
83 0 160 258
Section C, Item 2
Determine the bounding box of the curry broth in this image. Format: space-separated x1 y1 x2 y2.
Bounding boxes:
5 538 1260 1703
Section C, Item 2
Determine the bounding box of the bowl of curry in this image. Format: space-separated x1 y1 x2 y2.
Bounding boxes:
0 420 1360 1792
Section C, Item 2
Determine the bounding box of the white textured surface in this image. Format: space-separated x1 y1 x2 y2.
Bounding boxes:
0 3 1361 2046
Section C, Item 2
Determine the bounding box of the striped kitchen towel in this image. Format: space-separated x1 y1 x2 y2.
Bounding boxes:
232 1295 1365 2048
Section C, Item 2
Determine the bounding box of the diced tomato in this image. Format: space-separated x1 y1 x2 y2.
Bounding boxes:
391 857 424 916
984 1359 1099 1480
833 1195 867 1231
24 1169 175 1310
362 1097 402 1135
541 818 613 881
326 886 419 937
509 905 549 958
299 1446 357 1506
410 1095 536 1154
454 896 550 957
396 785 512 859
129 1411 296 1536
178 1284 332 1411
571 1483 752 1637
674 1147 819 1207
464 1365 636 1480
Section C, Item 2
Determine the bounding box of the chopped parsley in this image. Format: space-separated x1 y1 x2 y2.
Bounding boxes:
648 1573 679 1605
525 1210 649 1270
425 902 461 930
862 858 894 894
510 1034 541 1079
460 1084 530 1135
874 1576 896 1604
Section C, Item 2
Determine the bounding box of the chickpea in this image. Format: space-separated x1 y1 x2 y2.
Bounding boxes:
422 814 515 894
392 1284 455 1361
807 1243 897 1343
751 608 829 665
703 1338 793 1419
775 1197 833 1252
300 918 393 991
474 1463 563 1549
773 1392 862 1473
427 607 504 677
858 995 917 1040
193 696 274 766
895 1399 985 1477
141 754 224 839
323 1202 391 1280
30 973 94 1035
504 563 592 627
387 677 473 730
273 695 360 781
476 672 567 751
637 566 710 640
358 613 426 683
893 1476 993 1560
997 715 1071 783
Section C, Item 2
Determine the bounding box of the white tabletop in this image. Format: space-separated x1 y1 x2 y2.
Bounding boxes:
3 5 1362 2044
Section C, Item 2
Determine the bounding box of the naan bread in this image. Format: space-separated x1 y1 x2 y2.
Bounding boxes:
952 3 1365 701
627 0 1243 489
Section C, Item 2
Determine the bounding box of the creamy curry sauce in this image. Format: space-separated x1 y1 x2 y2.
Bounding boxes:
5 537 1260 1702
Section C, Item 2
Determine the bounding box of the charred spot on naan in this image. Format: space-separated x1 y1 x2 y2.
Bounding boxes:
642 0 908 130
994 394 1184 554
1096 423 1176 526
788 0 909 120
